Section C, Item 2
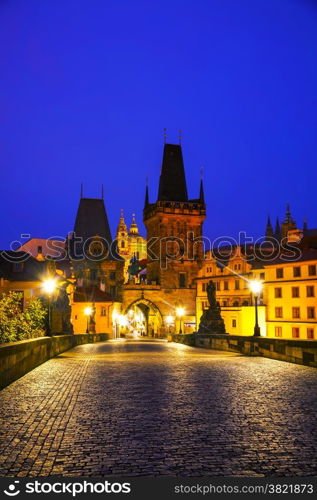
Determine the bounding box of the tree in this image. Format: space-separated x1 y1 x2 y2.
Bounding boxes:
0 292 46 343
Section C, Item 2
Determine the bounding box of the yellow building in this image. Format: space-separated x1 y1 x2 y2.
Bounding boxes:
264 249 317 339
196 246 267 336
116 210 147 282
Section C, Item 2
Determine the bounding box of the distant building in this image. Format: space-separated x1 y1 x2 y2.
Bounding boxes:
116 210 147 281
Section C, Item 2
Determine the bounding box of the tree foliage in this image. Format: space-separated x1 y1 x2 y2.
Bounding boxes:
0 292 46 343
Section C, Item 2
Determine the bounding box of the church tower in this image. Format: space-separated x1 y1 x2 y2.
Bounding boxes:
143 143 206 288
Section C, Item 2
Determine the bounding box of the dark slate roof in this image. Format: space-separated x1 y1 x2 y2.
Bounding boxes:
264 247 317 266
157 144 188 202
74 198 112 244
0 251 47 281
73 285 114 303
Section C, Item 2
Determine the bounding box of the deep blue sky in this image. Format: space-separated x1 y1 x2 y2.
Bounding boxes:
1 0 317 249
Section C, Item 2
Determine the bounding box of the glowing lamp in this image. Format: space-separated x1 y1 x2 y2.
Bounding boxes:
41 278 57 295
249 280 263 295
176 307 185 318
84 306 93 316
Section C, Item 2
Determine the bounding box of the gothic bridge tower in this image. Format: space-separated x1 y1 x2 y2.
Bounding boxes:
143 143 206 289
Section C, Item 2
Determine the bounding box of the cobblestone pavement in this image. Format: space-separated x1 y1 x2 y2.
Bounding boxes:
0 341 317 477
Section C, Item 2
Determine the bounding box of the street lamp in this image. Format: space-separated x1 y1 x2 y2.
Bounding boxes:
165 315 174 333
176 307 185 334
41 278 57 335
249 280 263 337
84 306 92 334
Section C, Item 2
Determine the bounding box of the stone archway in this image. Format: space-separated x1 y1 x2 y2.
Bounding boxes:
124 299 164 338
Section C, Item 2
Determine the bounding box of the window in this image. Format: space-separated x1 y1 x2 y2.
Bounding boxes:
292 287 300 298
202 301 208 310
216 282 221 291
242 300 249 306
37 245 43 254
101 307 107 317
110 285 116 297
110 271 116 280
179 273 186 288
121 241 125 248
202 282 207 292
233 301 239 307
275 287 282 298
275 326 282 337
276 268 284 279
74 315 78 320
235 280 240 290
308 264 316 276
275 307 283 318
293 266 301 277
224 281 229 290
232 319 237 328
292 307 300 319
307 328 315 339
292 327 300 338
13 262 24 272
307 307 315 319
307 286 315 297
260 272 265 280
222 300 228 307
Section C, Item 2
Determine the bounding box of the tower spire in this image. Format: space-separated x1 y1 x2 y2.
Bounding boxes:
163 128 167 144
265 216 273 238
80 183 83 198
274 217 281 239
199 167 205 204
178 129 182 145
157 143 188 202
101 184 104 200
303 216 308 231
144 177 149 209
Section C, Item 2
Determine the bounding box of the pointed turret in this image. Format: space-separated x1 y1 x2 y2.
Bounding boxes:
265 216 273 238
281 204 297 238
116 209 128 237
303 217 308 232
74 196 112 244
274 217 281 240
129 213 139 235
157 143 188 202
199 178 205 204
144 184 149 209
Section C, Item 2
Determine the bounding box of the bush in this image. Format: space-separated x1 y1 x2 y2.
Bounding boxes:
0 292 46 343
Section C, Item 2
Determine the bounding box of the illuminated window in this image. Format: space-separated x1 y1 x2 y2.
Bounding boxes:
292 287 300 298
307 328 314 339
274 287 282 298
293 266 301 277
307 286 315 297
307 307 315 319
292 327 300 338
292 307 300 319
275 307 283 318
275 326 282 337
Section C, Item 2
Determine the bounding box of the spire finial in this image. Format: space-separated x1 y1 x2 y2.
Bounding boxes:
200 166 204 179
303 216 308 231
146 176 148 186
80 183 83 198
163 128 167 144
120 208 124 218
101 184 104 199
178 129 182 145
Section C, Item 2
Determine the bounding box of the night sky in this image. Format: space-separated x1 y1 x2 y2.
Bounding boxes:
1 0 317 249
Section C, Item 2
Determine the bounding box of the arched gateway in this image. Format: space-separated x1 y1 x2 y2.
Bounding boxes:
123 299 164 337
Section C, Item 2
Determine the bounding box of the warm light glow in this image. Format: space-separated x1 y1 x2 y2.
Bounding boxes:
118 314 128 327
41 278 57 295
166 315 174 325
84 306 93 316
176 307 185 318
249 280 263 294
128 309 134 317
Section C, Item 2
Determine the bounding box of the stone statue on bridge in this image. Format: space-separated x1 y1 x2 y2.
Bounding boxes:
198 280 227 335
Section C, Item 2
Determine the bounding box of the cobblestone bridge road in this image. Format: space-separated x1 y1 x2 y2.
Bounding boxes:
1 341 317 477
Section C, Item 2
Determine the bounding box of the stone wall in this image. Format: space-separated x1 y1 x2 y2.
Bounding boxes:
0 333 110 390
171 333 317 368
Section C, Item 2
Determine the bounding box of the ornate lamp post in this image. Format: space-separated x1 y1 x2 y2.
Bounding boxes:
176 307 185 334
41 278 57 336
249 280 263 337
84 306 92 334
